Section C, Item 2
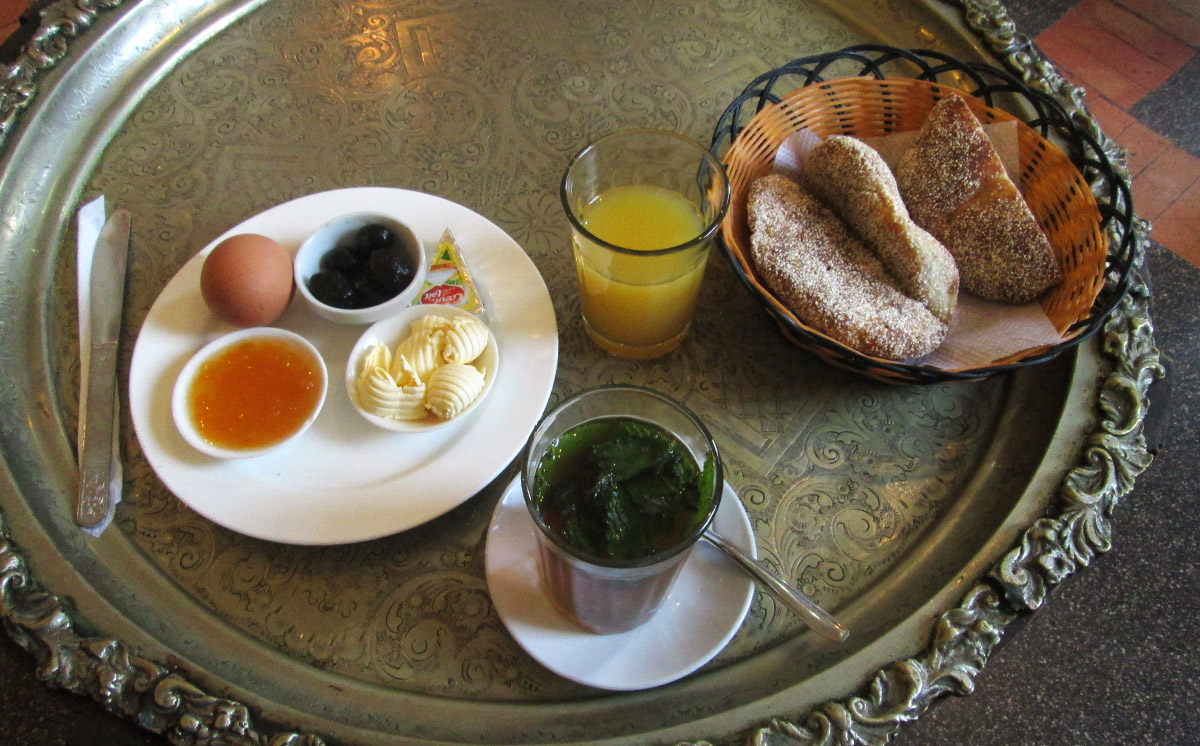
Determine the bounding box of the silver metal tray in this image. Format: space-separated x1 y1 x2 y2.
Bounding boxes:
0 0 1159 744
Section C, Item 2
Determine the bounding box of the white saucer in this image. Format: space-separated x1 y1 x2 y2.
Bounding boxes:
485 478 755 691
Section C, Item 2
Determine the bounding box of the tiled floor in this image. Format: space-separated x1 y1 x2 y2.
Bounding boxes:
0 0 1197 264
1030 0 1200 265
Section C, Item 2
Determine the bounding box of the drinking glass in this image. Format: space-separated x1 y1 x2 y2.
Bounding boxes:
520 385 722 634
560 129 730 359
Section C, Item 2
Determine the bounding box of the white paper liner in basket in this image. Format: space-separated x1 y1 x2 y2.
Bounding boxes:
772 125 1064 370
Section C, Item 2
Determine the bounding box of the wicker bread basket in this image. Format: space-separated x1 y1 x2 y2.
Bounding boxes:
710 46 1134 384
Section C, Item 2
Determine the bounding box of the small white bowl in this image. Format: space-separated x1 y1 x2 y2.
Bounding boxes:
293 212 427 325
172 327 328 459
346 305 499 433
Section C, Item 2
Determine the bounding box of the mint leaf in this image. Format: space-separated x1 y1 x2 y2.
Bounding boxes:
534 417 712 561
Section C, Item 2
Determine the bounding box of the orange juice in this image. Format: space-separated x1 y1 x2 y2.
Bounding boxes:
574 184 708 357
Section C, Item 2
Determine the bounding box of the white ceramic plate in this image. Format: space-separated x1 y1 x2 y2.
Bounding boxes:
129 187 558 545
485 478 755 691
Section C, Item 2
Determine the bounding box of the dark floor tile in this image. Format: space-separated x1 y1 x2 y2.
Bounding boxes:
1144 242 1199 430
0 633 165 746
1038 27 1151 109
1000 0 1078 37
1130 54 1200 159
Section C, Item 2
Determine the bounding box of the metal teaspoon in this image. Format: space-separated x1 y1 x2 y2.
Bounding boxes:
702 529 850 643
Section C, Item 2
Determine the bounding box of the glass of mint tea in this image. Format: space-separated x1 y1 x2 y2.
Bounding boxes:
520 385 723 634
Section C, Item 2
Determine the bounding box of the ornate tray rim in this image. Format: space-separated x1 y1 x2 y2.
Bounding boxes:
0 1 1162 745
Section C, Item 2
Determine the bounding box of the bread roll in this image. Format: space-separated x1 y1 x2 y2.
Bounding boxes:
895 95 1062 303
747 174 948 360
804 135 959 322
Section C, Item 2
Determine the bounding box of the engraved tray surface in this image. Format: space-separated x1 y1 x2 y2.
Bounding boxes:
0 1 1159 745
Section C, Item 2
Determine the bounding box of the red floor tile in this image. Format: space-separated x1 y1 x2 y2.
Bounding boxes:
0 0 19 29
1081 90 1139 140
1152 191 1200 267
1142 153 1200 267
1118 120 1173 179
1079 0 1196 70
1116 0 1200 47
1133 146 1200 224
1037 31 1153 109
1051 5 1180 91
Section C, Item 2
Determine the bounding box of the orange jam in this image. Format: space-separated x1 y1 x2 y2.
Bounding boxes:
188 337 322 451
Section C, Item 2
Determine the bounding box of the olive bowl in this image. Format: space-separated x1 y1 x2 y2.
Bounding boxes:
293 212 428 325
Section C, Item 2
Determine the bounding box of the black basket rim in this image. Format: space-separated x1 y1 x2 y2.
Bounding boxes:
709 44 1136 383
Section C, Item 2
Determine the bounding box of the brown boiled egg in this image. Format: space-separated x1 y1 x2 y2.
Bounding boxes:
200 233 295 327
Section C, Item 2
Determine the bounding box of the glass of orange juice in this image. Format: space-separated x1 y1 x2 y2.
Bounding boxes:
560 129 730 359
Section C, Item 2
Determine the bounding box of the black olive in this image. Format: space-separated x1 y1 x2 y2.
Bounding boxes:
351 272 390 308
347 237 373 264
355 224 395 254
368 248 414 295
320 245 357 272
308 269 359 309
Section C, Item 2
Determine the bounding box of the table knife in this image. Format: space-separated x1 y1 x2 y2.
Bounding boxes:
76 209 131 529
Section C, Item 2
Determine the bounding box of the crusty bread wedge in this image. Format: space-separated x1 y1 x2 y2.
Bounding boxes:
895 95 1062 303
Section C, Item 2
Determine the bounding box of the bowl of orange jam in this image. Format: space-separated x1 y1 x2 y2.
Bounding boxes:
172 327 328 459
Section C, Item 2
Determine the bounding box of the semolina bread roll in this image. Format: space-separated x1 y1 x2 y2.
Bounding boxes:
747 174 948 360
895 95 1062 303
804 135 959 323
